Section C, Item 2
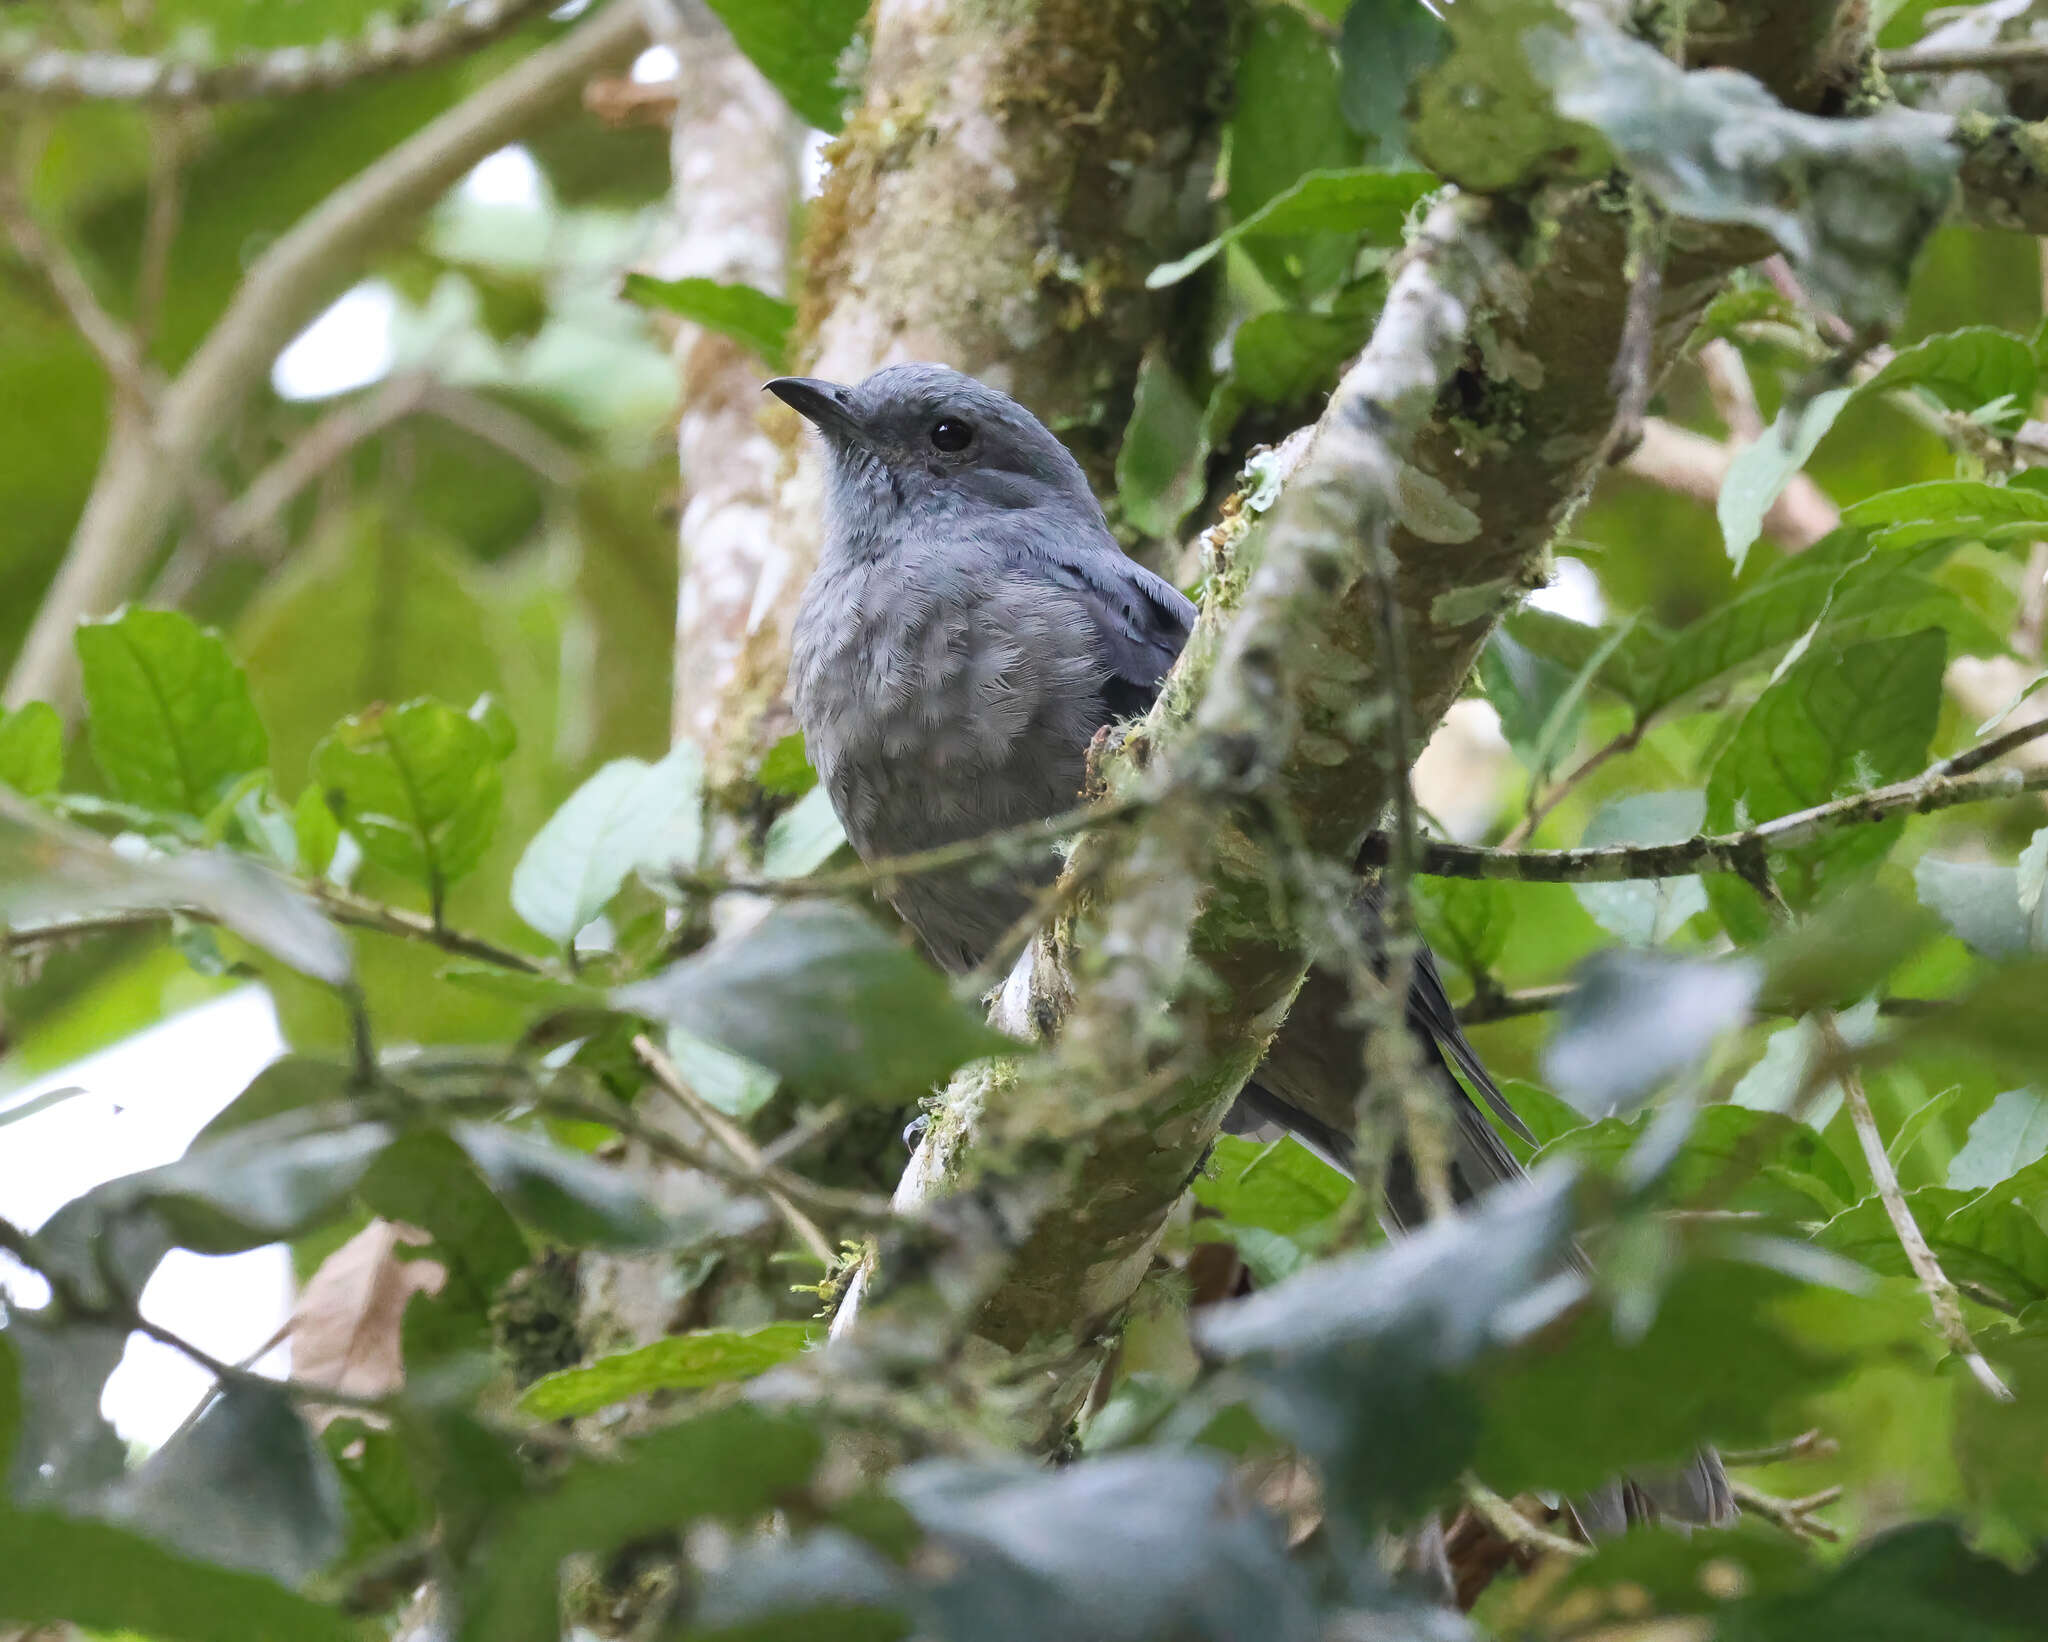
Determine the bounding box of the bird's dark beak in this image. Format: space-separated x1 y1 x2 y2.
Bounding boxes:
765 376 865 446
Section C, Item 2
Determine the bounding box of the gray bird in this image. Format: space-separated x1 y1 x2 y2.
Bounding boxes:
773 362 1731 1535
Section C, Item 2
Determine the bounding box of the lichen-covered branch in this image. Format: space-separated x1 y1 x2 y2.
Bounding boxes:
1365 740 2048 881
1951 112 2048 235
0 0 561 104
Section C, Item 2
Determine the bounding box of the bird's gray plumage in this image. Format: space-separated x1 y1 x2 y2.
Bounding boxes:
776 362 1732 1536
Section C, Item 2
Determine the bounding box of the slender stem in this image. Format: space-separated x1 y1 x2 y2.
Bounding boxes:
1367 754 2048 884
1829 1022 2013 1400
1499 721 1644 850
1459 1474 1590 1560
1727 1479 1843 1542
1 887 546 976
1719 1428 1835 1466
1883 39 2048 75
630 1033 839 1269
678 790 1152 902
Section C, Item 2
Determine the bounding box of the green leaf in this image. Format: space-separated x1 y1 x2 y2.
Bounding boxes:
1817 1187 2048 1311
512 744 703 947
1227 309 1372 406
1903 956 2048 1083
621 275 794 371
0 794 350 983
1953 1322 2048 1561
1717 1522 2048 1642
1146 170 1436 289
0 1507 354 1642
324 1417 432 1569
5 1315 129 1508
518 1322 818 1420
701 0 868 131
458 1406 823 1642
1705 629 1948 937
1225 5 1360 296
311 696 506 907
1116 348 1210 538
1843 478 2048 533
1540 1101 1858 1216
1198 1168 1581 1524
1948 1090 2048 1191
1474 1259 1857 1501
615 901 1012 1105
1914 854 2048 958
449 1123 688 1250
1413 0 1596 192
0 702 62 796
1572 791 1708 947
103 1380 342 1585
1718 388 1855 572
292 782 339 876
1758 883 1943 1017
360 1129 529 1349
1338 0 1449 165
1414 875 1515 979
78 1113 397 1258
1542 951 1760 1116
1865 326 2037 424
1541 26 1957 325
194 1055 354 1145
667 1023 780 1120
760 785 848 880
75 607 269 817
758 731 819 798
1194 1135 1352 1238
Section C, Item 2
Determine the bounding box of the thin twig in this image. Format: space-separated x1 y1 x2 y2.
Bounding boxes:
630 1033 838 1269
1498 722 1644 850
1727 1479 1843 1542
0 887 547 975
1364 746 2048 883
213 374 579 552
679 790 1152 903
0 0 563 104
1605 200 1663 460
1459 1475 1591 1560
1719 1428 1836 1466
1929 713 2048 778
1827 1018 2013 1400
0 168 160 409
1882 39 2048 75
1 1211 392 1416
134 110 190 349
516 1084 890 1224
1698 339 1765 443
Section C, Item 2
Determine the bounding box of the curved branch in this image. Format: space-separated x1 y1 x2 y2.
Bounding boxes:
4 0 647 716
0 0 562 104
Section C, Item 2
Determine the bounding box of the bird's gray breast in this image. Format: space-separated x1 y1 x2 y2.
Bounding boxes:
791 553 1109 972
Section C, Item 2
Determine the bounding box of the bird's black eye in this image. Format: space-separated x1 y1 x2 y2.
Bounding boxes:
930 417 973 453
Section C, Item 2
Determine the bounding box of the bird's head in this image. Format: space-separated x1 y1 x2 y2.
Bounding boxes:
766 363 1099 553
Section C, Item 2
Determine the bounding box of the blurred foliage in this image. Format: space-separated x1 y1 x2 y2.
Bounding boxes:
2 1 2048 1640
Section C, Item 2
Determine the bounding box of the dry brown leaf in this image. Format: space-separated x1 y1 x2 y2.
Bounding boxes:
288 1218 444 1417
